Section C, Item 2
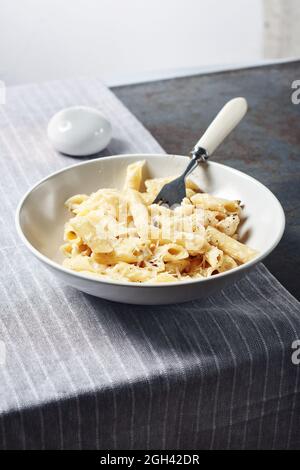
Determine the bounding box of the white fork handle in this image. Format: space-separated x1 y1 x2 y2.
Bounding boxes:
196 97 248 156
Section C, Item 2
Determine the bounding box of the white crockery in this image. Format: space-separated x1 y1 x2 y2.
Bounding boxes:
16 154 285 305
47 106 112 156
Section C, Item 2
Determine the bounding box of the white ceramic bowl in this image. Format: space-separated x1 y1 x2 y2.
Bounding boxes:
16 154 285 305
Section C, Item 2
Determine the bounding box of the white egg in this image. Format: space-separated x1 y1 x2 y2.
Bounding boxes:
47 106 112 157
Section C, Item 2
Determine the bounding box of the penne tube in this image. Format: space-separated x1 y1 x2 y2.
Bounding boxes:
191 193 241 214
206 226 258 264
124 160 145 191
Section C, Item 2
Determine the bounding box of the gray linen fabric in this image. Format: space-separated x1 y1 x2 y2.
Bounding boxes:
0 78 299 450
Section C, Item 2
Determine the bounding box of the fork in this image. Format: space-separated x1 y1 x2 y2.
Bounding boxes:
153 97 248 206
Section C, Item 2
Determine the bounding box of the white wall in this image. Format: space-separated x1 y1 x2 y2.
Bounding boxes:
0 0 263 86
264 0 300 58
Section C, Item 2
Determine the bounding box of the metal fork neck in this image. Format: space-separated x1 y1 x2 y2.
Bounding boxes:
182 146 208 179
192 145 209 162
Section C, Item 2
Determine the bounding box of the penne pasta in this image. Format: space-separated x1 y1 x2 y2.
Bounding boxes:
61 161 258 282
206 226 258 264
123 160 145 191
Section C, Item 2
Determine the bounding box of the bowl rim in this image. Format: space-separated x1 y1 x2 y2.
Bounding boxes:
15 153 286 289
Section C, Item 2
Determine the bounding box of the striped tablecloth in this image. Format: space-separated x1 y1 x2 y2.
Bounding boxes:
0 78 299 449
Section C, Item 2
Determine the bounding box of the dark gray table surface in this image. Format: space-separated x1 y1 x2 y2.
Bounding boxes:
113 62 300 301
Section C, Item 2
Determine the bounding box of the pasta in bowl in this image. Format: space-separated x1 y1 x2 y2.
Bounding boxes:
16 154 285 304
61 161 258 283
